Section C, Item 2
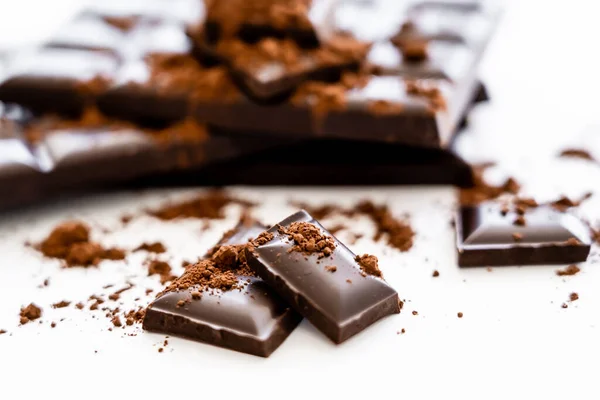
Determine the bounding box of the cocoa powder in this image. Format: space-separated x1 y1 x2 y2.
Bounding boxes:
134 242 167 254
20 303 42 325
355 254 382 277
279 222 336 258
148 191 254 220
556 265 581 276
38 221 125 267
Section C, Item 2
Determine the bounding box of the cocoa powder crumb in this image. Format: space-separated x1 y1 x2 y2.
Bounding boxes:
120 214 133 224
412 311 418 316
148 191 254 220
346 279 352 284
550 193 592 212
355 201 415 252
0 330 6 335
355 254 382 277
556 265 581 276
280 222 336 258
75 302 85 310
108 284 134 301
176 300 186 308
513 216 526 226
37 220 125 267
111 316 122 327
459 164 520 206
325 265 337 273
432 270 440 277
565 238 581 246
569 292 579 302
158 348 164 353
52 301 71 309
19 303 42 325
50 322 56 328
559 148 595 161
561 303 568 309
512 232 523 241
134 242 167 254
457 312 463 318
148 260 177 284
191 291 202 300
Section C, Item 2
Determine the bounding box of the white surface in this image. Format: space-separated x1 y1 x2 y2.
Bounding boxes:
2 0 600 399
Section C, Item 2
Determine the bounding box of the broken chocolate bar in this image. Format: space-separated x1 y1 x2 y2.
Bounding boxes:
456 202 592 267
143 220 302 357
245 210 401 344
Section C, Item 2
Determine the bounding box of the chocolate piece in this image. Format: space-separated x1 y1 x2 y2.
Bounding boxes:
246 210 400 344
0 106 284 211
143 221 302 357
456 203 591 267
191 35 367 100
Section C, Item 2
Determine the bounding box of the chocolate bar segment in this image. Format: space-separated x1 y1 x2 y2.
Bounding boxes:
143 221 302 357
456 203 591 267
246 210 400 344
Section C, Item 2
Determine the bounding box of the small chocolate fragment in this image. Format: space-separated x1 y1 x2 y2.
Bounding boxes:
556 265 580 276
143 221 301 357
20 303 42 325
246 210 400 344
456 202 591 267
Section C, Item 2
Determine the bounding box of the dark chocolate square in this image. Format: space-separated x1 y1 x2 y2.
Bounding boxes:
456 203 592 267
246 210 401 344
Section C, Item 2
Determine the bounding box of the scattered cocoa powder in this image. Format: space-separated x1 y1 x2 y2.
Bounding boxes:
355 201 415 252
0 330 6 335
124 308 146 325
559 148 595 162
52 301 71 309
412 311 418 316
556 265 581 276
19 303 42 325
459 164 520 206
75 302 85 310
147 260 177 284
346 279 352 284
50 322 56 328
158 348 164 353
561 303 568 309
108 284 134 301
120 214 133 224
432 270 440 277
148 191 254 220
550 193 592 212
102 15 138 31
279 222 336 258
355 254 382 277
327 224 346 235
513 216 526 226
111 316 122 327
134 242 167 254
325 265 337 273
457 312 463 318
569 292 579 302
37 221 125 267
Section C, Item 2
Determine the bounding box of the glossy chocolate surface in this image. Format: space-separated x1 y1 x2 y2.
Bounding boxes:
456 203 591 267
143 221 302 357
246 210 400 344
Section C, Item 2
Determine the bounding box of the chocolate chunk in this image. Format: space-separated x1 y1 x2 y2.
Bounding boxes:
19 303 42 325
143 221 302 357
245 210 400 344
456 202 591 267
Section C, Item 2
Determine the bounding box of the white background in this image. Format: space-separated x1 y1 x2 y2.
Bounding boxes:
2 0 600 399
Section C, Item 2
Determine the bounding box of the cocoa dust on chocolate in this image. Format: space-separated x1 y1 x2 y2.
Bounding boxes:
134 242 167 254
556 265 581 276
38 221 125 267
280 222 336 258
148 191 254 220
355 254 382 277
325 265 337 273
19 303 42 325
